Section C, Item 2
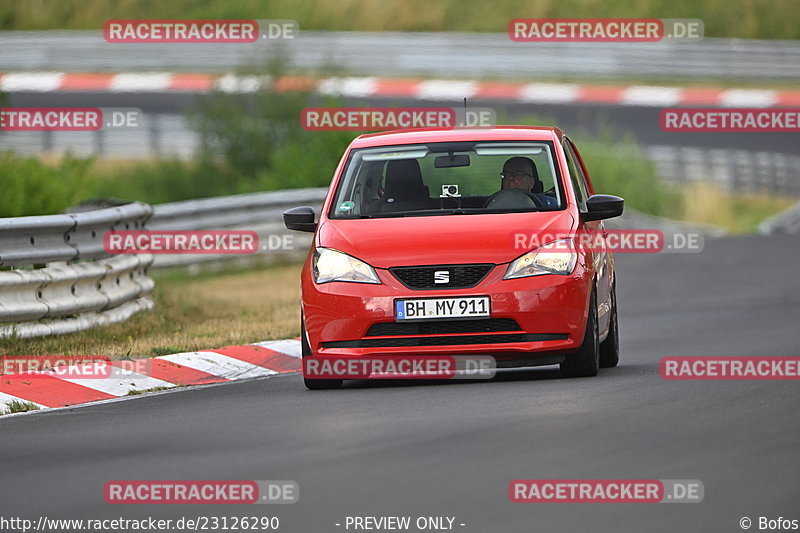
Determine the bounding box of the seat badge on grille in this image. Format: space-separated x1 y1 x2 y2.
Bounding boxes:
434 270 450 284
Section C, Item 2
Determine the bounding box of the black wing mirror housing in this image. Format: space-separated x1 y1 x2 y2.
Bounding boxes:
283 206 317 232
582 194 624 222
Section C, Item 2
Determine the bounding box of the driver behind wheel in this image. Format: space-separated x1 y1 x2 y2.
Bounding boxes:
501 156 538 193
499 157 557 207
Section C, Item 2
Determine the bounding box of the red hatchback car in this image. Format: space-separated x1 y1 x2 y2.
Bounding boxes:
284 127 624 389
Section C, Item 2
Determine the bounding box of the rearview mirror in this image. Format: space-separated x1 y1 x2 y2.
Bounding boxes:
434 154 470 168
283 206 317 232
582 194 624 222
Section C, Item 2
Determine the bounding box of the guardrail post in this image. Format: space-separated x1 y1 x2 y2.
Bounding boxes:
0 203 155 339
93 127 105 156
149 113 161 158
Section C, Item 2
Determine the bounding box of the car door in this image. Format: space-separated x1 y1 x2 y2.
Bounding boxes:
563 137 613 336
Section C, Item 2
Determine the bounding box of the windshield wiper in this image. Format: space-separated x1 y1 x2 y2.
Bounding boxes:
364 209 479 218
348 207 528 218
362 212 412 218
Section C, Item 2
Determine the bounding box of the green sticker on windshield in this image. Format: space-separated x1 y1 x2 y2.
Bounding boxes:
339 201 355 211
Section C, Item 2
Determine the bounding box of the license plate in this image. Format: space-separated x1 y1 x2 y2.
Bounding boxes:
395 296 490 321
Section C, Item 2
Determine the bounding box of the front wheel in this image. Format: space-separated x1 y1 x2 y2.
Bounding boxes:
301 319 342 390
560 289 600 378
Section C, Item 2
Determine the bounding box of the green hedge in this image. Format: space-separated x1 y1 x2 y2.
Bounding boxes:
0 152 93 217
577 139 683 216
0 87 680 219
2 0 798 39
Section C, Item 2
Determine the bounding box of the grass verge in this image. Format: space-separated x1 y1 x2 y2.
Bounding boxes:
2 400 41 415
2 0 798 39
0 261 303 358
127 386 177 396
680 183 797 234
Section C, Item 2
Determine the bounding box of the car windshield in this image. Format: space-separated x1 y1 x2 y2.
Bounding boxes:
330 141 564 218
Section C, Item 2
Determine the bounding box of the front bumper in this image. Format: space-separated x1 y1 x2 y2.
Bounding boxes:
301 260 593 365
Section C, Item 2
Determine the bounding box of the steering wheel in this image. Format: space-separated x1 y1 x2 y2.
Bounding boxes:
483 188 544 209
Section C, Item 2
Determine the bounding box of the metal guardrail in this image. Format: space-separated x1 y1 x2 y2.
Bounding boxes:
0 191 325 339
759 200 800 235
0 202 153 267
1 32 800 81
149 188 324 268
647 146 800 195
150 188 327 230
0 203 154 339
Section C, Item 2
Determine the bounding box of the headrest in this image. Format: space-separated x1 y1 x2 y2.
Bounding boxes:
384 159 425 201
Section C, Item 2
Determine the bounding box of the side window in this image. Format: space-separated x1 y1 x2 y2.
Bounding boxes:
563 140 589 211
567 139 594 195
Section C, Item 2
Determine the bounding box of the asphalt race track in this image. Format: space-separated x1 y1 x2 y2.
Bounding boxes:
1 234 799 532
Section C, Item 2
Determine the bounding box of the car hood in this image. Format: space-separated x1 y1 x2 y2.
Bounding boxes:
317 211 576 269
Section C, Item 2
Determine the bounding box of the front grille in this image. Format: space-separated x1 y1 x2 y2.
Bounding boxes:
366 318 522 337
322 333 568 348
390 264 494 290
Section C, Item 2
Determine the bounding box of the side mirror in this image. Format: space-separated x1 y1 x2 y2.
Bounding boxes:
283 206 317 232
582 194 624 222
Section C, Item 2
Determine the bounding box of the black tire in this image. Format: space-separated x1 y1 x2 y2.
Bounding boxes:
560 289 600 378
599 283 620 368
301 319 342 390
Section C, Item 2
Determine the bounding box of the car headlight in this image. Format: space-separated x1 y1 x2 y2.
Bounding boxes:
313 247 381 284
504 238 577 279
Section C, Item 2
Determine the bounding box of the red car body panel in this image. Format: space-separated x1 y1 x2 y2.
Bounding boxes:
299 127 614 369
316 210 576 268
